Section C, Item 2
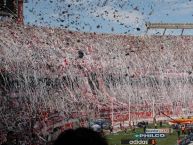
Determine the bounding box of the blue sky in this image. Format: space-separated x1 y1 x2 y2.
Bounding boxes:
24 0 193 35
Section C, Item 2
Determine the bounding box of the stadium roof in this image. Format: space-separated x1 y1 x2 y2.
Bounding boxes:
146 23 193 29
146 22 193 35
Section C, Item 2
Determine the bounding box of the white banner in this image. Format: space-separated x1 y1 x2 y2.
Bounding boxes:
146 128 173 134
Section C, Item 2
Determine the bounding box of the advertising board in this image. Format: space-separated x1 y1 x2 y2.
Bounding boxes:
146 128 172 134
121 139 157 145
135 133 166 138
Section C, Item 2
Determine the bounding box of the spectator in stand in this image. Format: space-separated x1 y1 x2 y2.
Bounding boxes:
145 121 148 127
120 123 122 130
109 125 113 134
159 121 162 127
187 128 191 135
181 125 185 135
151 139 157 145
132 125 136 133
154 123 157 129
177 126 181 138
143 124 146 133
124 127 127 133
177 137 181 145
191 128 193 133
54 127 108 145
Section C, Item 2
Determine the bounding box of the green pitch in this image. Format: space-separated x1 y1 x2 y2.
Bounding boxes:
105 124 178 145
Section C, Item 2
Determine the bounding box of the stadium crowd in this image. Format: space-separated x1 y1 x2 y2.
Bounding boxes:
1 20 193 144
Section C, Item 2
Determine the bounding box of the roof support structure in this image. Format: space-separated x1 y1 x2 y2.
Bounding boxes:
146 22 193 35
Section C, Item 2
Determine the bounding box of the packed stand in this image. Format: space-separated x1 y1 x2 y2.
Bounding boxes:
1 21 193 144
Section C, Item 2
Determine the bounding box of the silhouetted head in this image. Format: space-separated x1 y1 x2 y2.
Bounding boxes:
54 127 108 145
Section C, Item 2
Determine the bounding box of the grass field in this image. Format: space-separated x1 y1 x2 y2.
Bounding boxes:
105 124 179 145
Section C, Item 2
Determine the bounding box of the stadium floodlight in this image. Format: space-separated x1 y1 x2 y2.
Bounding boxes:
146 22 193 35
0 0 24 24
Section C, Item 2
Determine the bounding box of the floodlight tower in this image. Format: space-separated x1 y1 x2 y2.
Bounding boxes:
0 0 26 25
17 0 24 24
